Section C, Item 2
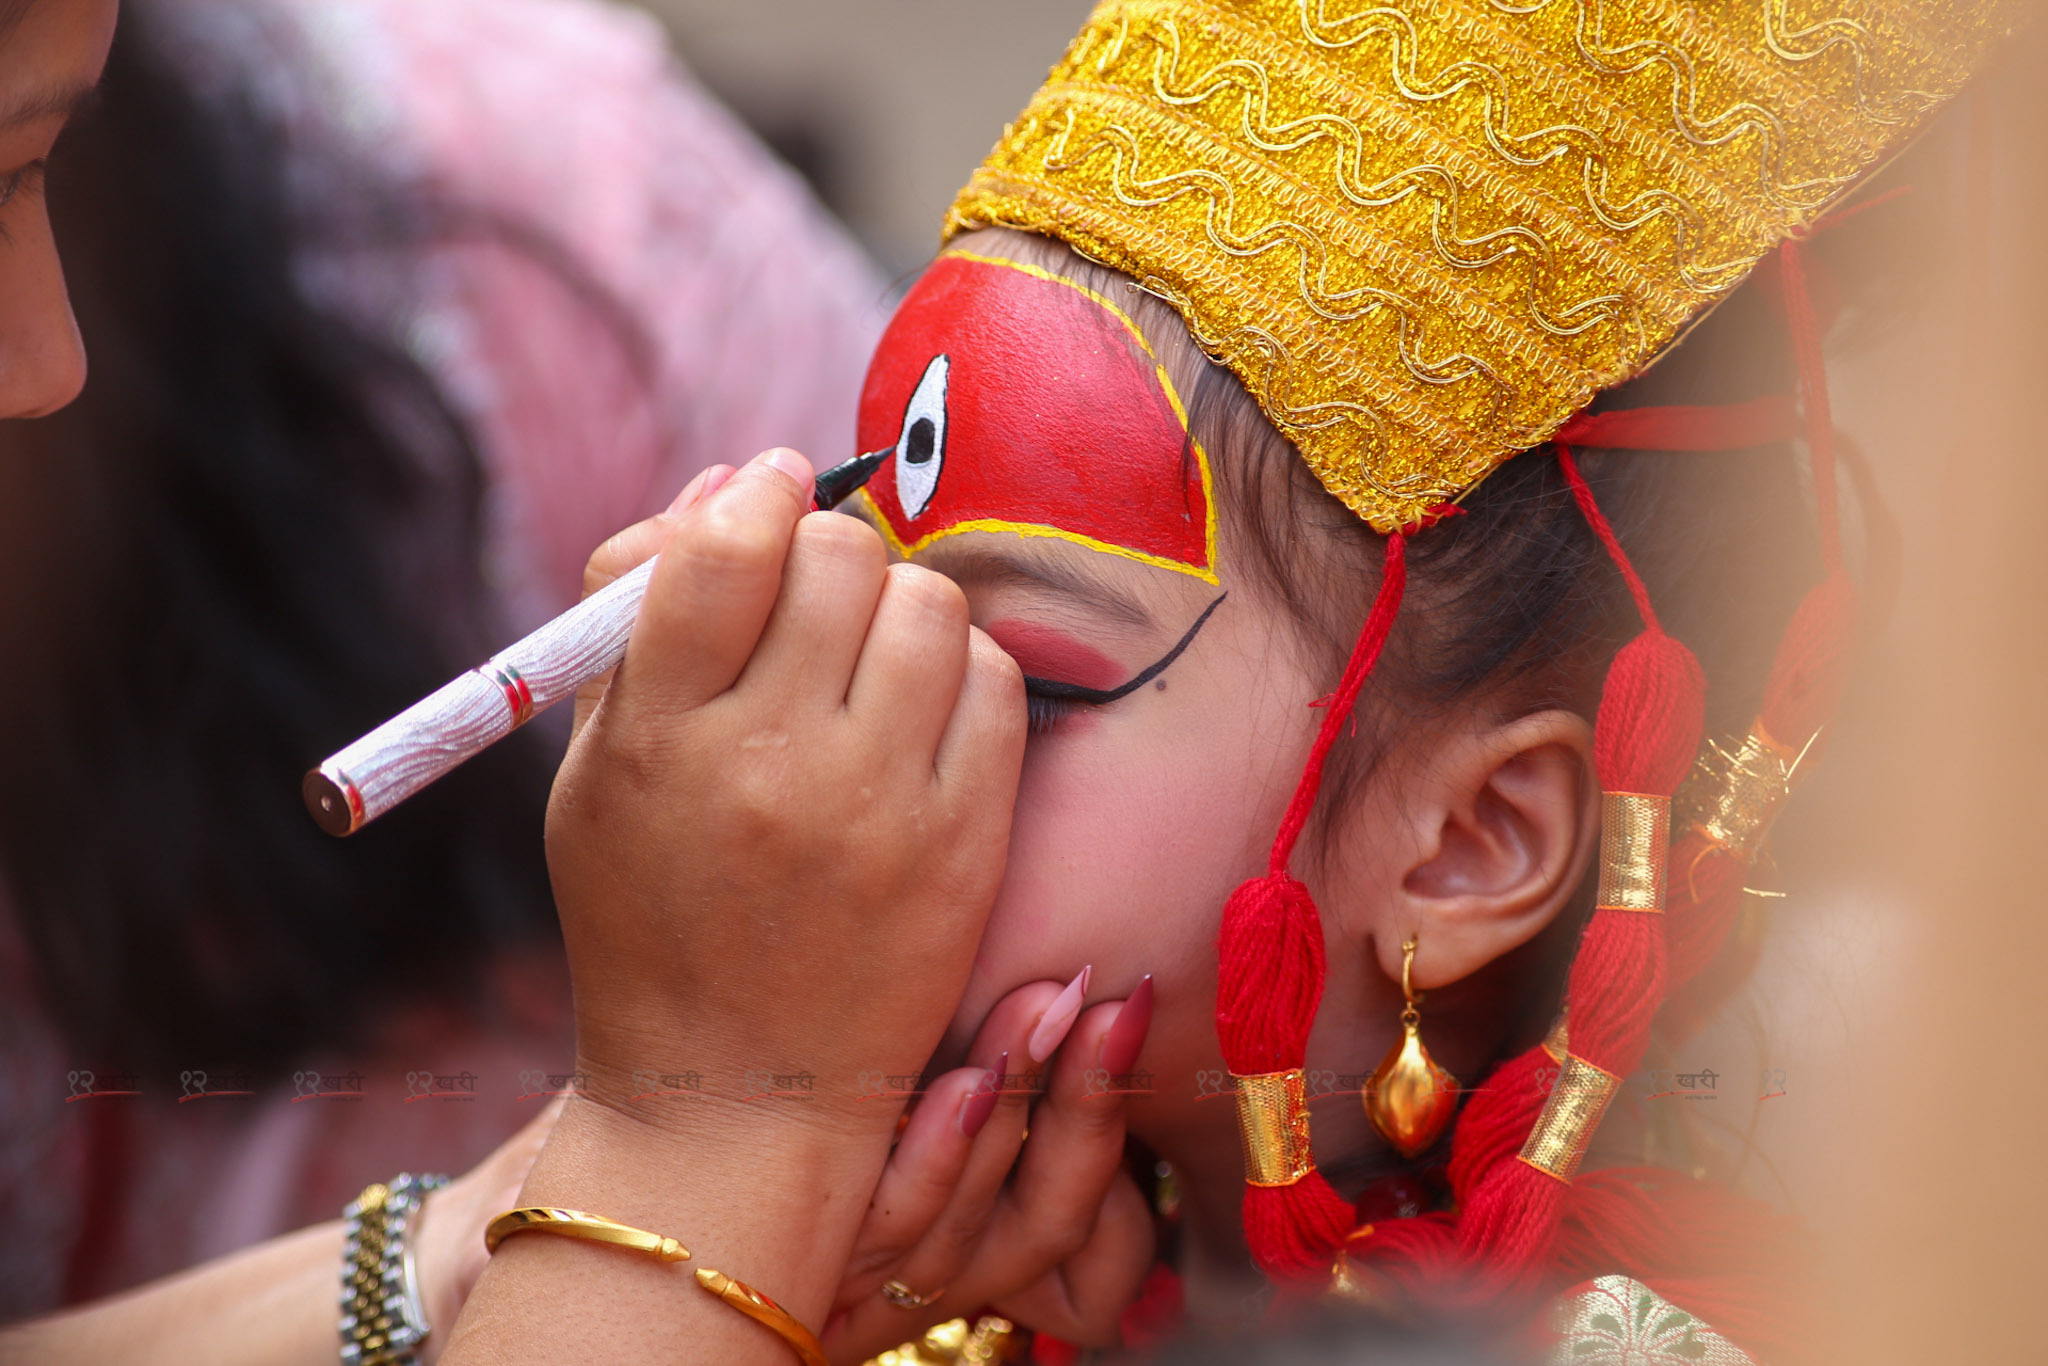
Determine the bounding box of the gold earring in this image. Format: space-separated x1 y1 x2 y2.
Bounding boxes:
1364 938 1459 1159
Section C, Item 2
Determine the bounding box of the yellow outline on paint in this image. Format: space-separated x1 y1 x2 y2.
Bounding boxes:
901 247 1221 581
860 491 1222 586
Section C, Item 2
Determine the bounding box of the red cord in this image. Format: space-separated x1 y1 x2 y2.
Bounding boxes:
1554 395 1798 452
1555 443 1660 633
1266 532 1407 874
1776 242 1844 574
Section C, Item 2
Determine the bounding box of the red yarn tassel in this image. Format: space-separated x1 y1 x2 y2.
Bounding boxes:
1446 1048 1556 1198
1450 448 1703 1283
1217 534 1408 1280
1661 565 1853 1036
1760 567 1856 753
1664 832 1741 980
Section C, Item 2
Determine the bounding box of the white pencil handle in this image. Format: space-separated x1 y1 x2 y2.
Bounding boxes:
304 558 657 835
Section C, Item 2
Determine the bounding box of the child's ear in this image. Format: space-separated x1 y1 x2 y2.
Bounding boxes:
1354 710 1599 989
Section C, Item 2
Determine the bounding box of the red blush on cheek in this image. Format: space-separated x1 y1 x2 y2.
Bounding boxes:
984 620 1127 691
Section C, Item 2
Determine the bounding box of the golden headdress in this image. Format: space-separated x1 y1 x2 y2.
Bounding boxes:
947 0 2022 531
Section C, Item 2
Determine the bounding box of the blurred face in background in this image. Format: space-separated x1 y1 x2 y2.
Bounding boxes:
0 0 114 419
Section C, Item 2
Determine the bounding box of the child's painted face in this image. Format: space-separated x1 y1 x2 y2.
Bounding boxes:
855 242 1335 1160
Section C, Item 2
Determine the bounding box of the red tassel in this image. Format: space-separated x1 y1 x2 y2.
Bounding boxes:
1661 567 1851 1036
1446 1048 1555 1198
1215 874 1326 1075
1242 1177 1366 1280
1449 447 1703 1282
1760 567 1856 752
1355 231 1862 1341
1456 1159 1569 1284
1664 833 1739 977
1592 631 1707 798
1216 534 1409 1280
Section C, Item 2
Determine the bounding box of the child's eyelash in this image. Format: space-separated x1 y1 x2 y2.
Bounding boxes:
1017 593 1229 736
1025 687 1080 735
0 161 48 211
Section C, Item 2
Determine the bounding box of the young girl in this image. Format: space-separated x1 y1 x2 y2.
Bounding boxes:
803 0 2025 1356
451 3 2018 1364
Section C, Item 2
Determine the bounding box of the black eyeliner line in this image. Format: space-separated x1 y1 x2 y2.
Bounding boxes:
1022 592 1228 705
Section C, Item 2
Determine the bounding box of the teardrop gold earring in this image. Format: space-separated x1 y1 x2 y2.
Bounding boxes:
1364 938 1459 1159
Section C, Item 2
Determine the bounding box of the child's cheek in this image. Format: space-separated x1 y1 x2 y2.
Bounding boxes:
965 704 1271 1008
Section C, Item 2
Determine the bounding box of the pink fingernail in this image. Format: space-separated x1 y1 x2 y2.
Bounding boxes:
1098 974 1154 1077
959 1068 999 1138
1027 966 1092 1064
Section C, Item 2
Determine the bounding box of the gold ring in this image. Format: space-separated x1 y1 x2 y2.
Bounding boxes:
880 1278 944 1310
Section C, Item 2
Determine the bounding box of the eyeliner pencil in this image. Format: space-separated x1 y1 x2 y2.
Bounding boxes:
304 448 891 836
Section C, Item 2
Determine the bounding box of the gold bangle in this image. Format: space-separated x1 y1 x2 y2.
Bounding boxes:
484 1207 827 1366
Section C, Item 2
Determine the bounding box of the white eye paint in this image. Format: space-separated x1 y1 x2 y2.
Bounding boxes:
894 354 949 521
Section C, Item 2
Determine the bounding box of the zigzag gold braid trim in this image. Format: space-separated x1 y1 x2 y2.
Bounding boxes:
957 132 1610 521
1121 7 1669 333
1079 4 1696 354
1289 0 1779 285
1520 1053 1622 1182
1537 0 1877 207
1035 97 1536 413
1757 0 1951 122
947 0 2020 532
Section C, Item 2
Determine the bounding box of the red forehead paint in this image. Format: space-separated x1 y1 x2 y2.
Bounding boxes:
857 251 1217 582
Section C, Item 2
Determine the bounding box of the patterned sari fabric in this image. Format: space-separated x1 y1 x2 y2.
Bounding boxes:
1547 1277 1756 1366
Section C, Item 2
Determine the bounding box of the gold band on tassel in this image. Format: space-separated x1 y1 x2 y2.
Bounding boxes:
1540 1015 1569 1063
1518 1054 1622 1183
1596 793 1669 912
1233 1068 1313 1187
1674 724 1802 863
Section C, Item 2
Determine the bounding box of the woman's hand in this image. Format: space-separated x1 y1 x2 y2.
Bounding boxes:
440 450 1027 1364
415 1100 563 1364
822 975 1159 1362
545 448 1027 1125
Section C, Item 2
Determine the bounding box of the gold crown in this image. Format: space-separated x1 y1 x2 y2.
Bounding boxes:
947 0 2020 532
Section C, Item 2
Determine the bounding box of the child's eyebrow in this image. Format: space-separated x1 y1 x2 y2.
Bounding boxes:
917 543 1157 631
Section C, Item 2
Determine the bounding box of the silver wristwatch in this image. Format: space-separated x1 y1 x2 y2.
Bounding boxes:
339 1171 449 1366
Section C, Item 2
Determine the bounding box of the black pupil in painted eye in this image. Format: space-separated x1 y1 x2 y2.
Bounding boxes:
904 416 936 465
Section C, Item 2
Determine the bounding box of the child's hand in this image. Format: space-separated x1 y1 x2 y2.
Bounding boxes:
544 449 1027 1135
821 976 1158 1361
